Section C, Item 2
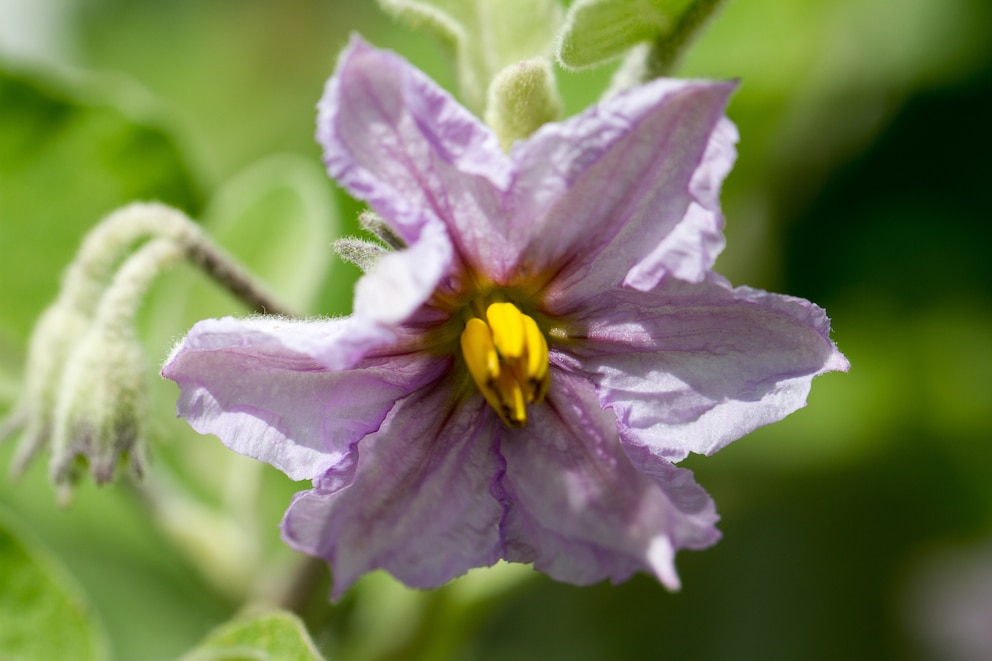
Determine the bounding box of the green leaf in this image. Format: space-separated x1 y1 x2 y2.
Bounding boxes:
556 0 724 75
182 610 324 661
377 0 563 113
0 510 109 661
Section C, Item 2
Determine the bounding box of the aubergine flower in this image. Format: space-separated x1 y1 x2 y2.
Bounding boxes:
162 37 848 597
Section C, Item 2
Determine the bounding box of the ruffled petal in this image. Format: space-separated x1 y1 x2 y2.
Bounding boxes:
318 36 514 272
281 384 504 598
504 78 736 302
569 276 850 462
162 316 448 481
624 117 738 290
496 370 720 590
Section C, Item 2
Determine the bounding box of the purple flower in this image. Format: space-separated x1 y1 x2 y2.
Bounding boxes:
162 37 848 597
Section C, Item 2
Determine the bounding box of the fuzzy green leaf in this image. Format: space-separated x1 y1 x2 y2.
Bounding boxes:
181 610 324 661
0 511 109 661
557 0 723 74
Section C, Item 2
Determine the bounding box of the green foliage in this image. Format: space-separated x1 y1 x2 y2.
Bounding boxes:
556 0 724 76
182 610 324 661
0 510 108 661
1 1 990 659
377 0 563 113
673 0 992 288
0 62 306 659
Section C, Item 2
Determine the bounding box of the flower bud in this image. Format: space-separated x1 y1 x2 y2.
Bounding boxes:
376 0 562 113
358 210 405 249
2 203 197 475
1 301 91 476
49 323 148 498
333 237 388 273
485 58 562 151
3 203 289 500
49 238 183 501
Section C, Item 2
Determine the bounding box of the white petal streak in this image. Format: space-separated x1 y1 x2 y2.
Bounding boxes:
352 219 453 327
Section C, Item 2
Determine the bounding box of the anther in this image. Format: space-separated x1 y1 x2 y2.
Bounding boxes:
460 301 551 428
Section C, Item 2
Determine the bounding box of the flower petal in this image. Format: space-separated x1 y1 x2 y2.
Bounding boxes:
340 218 455 366
161 316 447 481
624 117 738 290
496 370 720 589
318 36 514 272
570 276 850 461
281 385 504 598
505 78 736 301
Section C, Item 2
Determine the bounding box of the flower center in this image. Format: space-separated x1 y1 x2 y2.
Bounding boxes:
459 301 550 428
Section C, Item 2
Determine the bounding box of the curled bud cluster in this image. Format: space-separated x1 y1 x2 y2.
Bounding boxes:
1 203 287 501
48 238 185 500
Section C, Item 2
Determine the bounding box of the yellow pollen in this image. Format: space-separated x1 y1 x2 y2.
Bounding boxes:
460 302 551 428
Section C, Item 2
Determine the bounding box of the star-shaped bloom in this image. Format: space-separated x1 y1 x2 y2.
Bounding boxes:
162 37 848 597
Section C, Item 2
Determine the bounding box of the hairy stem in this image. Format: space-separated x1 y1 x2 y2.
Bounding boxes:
183 236 293 316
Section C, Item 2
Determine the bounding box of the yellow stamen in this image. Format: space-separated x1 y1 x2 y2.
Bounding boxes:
521 314 549 404
460 318 500 385
460 301 551 428
486 302 525 359
494 370 527 427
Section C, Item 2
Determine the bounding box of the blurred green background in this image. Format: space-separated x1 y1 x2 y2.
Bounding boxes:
1 0 991 659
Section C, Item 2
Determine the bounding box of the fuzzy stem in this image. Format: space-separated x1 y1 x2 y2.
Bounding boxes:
0 202 294 476
64 202 295 318
95 237 185 328
183 237 292 316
